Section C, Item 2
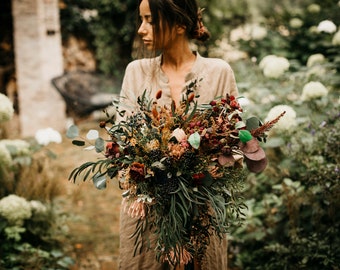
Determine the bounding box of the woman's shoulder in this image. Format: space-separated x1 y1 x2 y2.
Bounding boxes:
125 57 160 73
199 55 233 70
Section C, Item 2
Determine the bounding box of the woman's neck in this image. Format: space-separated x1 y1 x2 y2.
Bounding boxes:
161 43 196 71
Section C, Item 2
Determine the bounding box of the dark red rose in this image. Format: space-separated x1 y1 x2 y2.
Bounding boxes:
129 162 146 182
192 172 205 185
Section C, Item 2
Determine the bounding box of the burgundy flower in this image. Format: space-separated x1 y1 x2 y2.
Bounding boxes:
192 172 205 185
129 162 146 182
105 142 120 158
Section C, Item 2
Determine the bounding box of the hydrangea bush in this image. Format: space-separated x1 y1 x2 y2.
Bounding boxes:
0 93 72 268
223 1 340 268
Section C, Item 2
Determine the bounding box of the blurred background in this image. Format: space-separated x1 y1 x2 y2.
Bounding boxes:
0 0 339 269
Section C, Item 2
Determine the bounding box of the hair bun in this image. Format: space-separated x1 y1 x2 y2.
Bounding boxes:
193 8 210 41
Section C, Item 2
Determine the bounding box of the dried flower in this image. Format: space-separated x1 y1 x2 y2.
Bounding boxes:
69 81 282 264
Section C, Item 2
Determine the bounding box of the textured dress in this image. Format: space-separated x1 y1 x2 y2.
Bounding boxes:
118 52 238 270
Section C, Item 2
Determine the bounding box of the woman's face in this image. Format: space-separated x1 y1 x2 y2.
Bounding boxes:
138 0 154 50
137 0 175 51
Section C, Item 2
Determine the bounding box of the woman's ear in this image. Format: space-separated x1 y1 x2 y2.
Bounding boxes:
176 25 186 35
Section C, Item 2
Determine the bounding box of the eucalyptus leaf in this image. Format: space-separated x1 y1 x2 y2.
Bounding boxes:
246 116 262 131
72 140 85 146
84 145 96 151
93 173 107 190
95 137 105 152
66 125 79 139
86 129 99 140
188 132 200 149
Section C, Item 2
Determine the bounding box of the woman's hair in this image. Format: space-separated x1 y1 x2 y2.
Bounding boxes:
133 0 210 57
147 0 210 42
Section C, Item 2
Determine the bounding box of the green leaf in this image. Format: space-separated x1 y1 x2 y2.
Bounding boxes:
239 130 253 143
188 132 200 149
66 125 79 139
72 140 85 146
246 116 262 131
93 173 107 190
95 137 105 152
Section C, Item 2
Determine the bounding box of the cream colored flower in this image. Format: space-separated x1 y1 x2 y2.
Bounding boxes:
171 128 187 142
307 4 321 13
332 30 340 46
259 55 290 78
0 195 32 226
30 200 48 216
0 143 12 166
35 128 62 146
0 139 31 157
317 20 337 34
0 93 14 123
289 18 303 29
250 25 267 40
306 53 326 67
301 81 328 101
265 105 297 132
145 139 160 151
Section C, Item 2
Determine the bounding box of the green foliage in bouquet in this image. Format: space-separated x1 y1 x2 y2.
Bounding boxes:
67 82 283 265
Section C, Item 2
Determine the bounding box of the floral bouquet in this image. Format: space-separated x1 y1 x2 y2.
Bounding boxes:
67 81 284 265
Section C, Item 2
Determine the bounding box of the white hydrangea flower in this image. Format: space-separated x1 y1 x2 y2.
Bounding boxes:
250 25 267 40
30 200 48 216
306 53 326 67
317 20 337 34
0 139 31 157
265 105 297 131
301 81 328 101
0 142 12 166
4 226 26 241
259 55 290 78
0 195 32 226
0 93 14 123
332 30 340 46
289 18 303 29
307 65 327 78
35 127 62 146
307 4 321 13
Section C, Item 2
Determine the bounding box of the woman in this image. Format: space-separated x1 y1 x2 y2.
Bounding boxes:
118 0 238 269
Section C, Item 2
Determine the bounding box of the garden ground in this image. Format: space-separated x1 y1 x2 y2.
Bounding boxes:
48 119 121 270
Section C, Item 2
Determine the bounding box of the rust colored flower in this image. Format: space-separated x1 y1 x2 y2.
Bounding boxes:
156 90 162 99
129 162 146 182
105 142 120 158
187 92 195 103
